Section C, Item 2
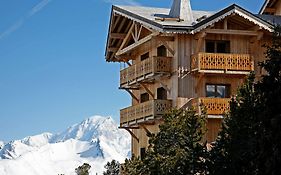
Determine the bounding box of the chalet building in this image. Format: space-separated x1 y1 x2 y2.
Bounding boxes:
105 0 281 158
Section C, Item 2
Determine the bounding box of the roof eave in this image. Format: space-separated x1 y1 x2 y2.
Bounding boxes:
191 4 274 34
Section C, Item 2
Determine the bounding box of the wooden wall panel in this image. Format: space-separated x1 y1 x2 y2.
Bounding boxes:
275 0 281 15
206 118 223 142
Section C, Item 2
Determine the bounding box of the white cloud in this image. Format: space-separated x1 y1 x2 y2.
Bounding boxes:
103 0 141 6
0 0 52 40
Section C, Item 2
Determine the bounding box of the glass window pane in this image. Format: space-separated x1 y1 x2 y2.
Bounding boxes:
217 85 226 98
206 85 216 97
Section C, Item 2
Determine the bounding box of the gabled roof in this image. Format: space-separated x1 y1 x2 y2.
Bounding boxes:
105 3 274 61
113 5 213 33
192 4 274 34
112 4 273 34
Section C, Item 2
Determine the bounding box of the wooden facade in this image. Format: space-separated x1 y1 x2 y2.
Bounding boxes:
105 0 278 158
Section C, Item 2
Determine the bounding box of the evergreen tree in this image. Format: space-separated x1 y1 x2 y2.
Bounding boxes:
255 25 281 175
75 163 91 175
123 155 147 175
208 74 260 175
124 109 208 175
103 160 120 175
209 26 281 175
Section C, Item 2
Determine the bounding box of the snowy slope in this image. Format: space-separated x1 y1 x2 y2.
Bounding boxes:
0 116 130 175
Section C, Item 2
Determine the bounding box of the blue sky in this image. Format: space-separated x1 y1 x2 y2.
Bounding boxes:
0 0 264 142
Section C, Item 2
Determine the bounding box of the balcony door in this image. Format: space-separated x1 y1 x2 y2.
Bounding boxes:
157 45 167 57
206 40 230 53
206 84 230 98
157 87 167 100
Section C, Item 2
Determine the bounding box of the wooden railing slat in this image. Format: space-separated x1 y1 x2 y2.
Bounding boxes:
191 53 253 72
120 100 172 125
120 57 172 85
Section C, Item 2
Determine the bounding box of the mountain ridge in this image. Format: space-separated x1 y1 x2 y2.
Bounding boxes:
0 115 130 175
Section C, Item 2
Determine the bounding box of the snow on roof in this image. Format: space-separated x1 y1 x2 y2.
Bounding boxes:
114 5 214 30
257 14 281 25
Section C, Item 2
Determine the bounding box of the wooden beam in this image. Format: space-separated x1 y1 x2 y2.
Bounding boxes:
116 32 159 56
124 89 139 103
111 15 121 32
155 77 170 94
224 18 228 30
107 47 118 52
116 17 127 33
121 128 139 142
110 33 126 39
158 39 175 56
205 29 259 36
194 31 206 40
195 73 204 93
264 7 276 13
140 83 154 99
153 36 175 42
118 22 135 53
139 124 152 135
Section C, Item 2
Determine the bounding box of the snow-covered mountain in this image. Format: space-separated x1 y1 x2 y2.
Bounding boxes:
0 116 131 175
0 141 4 150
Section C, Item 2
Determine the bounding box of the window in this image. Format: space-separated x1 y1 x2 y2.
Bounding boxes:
140 148 146 160
157 45 167 57
206 40 230 53
141 52 149 61
140 93 149 103
157 87 167 100
206 84 230 98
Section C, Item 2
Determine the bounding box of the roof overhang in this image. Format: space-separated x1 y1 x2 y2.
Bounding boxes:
192 4 274 34
105 4 274 62
259 0 278 14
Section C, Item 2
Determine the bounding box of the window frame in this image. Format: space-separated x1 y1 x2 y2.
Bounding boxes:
205 40 230 53
205 84 231 98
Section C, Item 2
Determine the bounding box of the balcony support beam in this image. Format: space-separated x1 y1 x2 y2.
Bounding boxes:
139 124 152 136
120 127 139 142
155 77 170 94
158 37 175 56
140 83 154 99
124 89 140 103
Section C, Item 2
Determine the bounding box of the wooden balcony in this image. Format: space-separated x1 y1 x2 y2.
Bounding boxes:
120 99 172 127
120 56 172 88
192 97 231 116
191 53 254 74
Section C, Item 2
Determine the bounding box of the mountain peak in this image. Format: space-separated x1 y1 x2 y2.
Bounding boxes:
0 115 130 175
52 115 119 142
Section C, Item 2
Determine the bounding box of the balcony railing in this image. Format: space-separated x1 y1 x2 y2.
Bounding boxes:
120 99 172 126
191 53 253 74
192 97 231 115
120 56 172 87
